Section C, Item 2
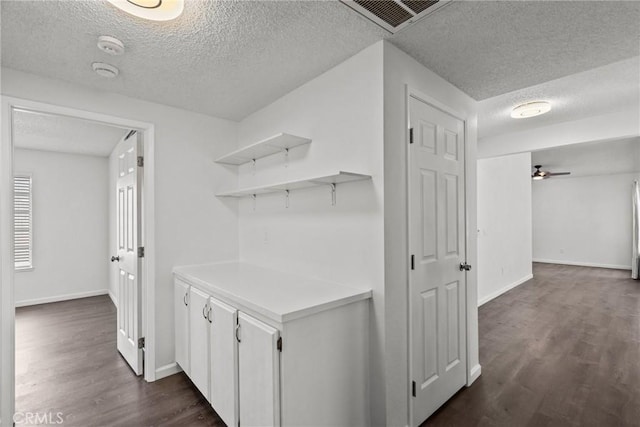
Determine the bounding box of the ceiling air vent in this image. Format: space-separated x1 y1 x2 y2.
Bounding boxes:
341 0 452 34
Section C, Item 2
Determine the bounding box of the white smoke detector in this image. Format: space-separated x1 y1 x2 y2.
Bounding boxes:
92 62 120 78
97 35 125 56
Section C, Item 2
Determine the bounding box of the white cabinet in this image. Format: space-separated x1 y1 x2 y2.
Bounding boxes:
174 279 190 375
209 297 238 427
189 286 210 399
238 313 280 427
174 262 372 426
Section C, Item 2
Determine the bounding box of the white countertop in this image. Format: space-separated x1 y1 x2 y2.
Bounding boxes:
173 261 372 323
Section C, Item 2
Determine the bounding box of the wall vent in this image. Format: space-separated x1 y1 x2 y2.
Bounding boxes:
341 0 452 34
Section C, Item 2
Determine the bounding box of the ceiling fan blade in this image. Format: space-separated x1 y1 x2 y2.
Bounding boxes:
548 172 571 176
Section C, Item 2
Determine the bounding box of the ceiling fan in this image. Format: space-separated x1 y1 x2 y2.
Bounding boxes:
532 165 571 180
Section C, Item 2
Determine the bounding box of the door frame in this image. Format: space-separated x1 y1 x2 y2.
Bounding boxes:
0 96 157 425
405 86 474 425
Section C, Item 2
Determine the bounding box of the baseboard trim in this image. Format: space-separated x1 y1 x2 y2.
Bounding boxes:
108 290 118 308
478 274 533 307
532 259 631 270
155 362 182 381
15 289 109 307
467 363 482 386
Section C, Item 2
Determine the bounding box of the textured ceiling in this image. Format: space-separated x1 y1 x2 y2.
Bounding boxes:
478 56 640 139
13 110 127 157
391 0 640 100
1 1 639 122
531 137 640 178
0 0 388 121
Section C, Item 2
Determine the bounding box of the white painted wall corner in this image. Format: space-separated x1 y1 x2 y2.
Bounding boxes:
15 289 109 308
468 364 482 386
532 259 631 271
155 362 182 380
108 290 118 308
478 274 533 307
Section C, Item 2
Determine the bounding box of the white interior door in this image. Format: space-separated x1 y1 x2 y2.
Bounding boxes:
238 312 280 427
114 131 143 375
210 297 238 427
409 96 467 425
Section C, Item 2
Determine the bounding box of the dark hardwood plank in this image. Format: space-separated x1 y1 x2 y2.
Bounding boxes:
423 263 640 427
16 295 224 427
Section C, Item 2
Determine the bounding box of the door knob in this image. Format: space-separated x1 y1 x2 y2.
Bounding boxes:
459 262 472 271
110 255 121 262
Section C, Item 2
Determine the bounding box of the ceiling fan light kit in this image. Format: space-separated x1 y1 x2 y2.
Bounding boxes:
511 101 551 119
106 0 184 21
532 165 571 180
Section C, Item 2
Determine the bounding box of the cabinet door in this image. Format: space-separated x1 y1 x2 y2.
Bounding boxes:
189 287 210 399
238 313 280 427
174 279 190 375
209 297 238 427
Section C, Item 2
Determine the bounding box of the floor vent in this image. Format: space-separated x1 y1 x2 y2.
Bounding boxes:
341 0 451 34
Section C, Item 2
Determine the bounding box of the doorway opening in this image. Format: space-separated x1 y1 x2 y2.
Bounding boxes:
0 97 156 425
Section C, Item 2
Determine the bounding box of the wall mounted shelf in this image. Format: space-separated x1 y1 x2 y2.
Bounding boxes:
215 171 371 204
215 133 312 165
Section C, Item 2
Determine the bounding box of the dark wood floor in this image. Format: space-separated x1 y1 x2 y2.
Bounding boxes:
16 295 224 426
16 263 640 426
424 263 640 426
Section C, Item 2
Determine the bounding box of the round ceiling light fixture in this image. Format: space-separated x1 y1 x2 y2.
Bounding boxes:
97 36 125 56
92 62 120 78
106 0 184 21
510 101 551 119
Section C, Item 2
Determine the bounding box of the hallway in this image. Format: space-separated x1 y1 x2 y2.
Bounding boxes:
425 263 640 426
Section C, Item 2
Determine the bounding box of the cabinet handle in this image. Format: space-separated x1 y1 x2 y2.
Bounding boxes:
183 292 188 306
202 303 208 319
207 307 212 323
235 324 241 343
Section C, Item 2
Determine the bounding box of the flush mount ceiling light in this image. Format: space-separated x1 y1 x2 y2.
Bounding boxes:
511 101 551 119
106 0 184 21
92 62 119 78
97 36 125 55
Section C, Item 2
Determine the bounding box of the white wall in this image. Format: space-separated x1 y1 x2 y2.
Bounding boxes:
13 148 109 306
383 41 479 427
477 153 533 306
2 67 239 375
235 42 384 425
533 173 638 269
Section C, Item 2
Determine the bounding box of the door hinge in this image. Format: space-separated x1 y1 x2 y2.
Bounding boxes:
138 247 145 258
411 254 415 270
409 127 414 144
277 337 282 352
412 380 416 397
137 156 144 167
138 337 145 349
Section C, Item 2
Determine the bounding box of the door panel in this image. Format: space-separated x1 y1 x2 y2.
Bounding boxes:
114 132 143 375
209 297 238 427
420 289 438 386
409 96 467 425
189 287 210 399
174 280 190 375
238 312 280 427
